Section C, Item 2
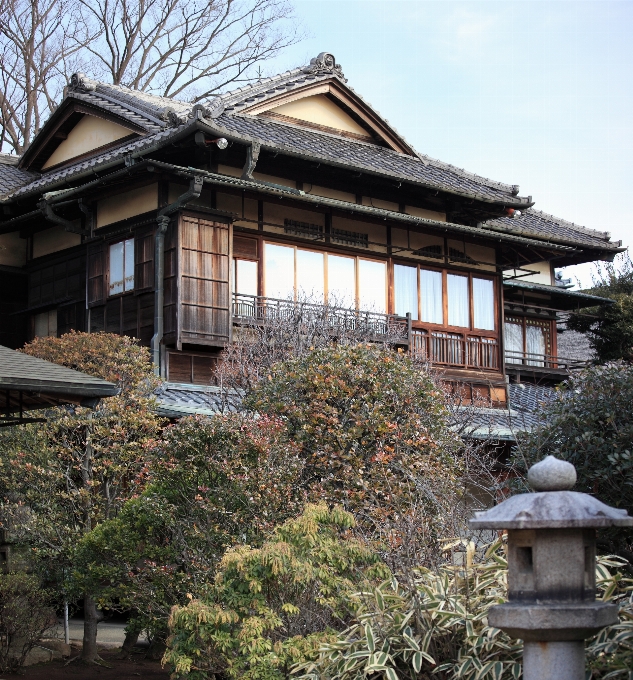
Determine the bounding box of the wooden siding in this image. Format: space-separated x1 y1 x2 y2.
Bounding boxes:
175 214 232 349
29 252 85 309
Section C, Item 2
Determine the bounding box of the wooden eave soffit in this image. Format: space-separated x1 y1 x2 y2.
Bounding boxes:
19 101 145 172
241 79 416 156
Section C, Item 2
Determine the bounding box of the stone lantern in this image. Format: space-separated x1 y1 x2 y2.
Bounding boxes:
469 455 633 680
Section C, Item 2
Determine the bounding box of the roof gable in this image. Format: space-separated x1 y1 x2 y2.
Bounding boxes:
221 53 418 156
41 114 134 169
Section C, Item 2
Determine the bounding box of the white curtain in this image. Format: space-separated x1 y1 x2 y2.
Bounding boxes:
447 274 469 327
123 238 134 291
394 264 418 319
420 269 443 324
235 259 258 296
504 322 523 364
265 243 294 299
472 277 495 330
327 254 356 308
296 249 325 302
526 325 546 366
358 259 386 312
109 241 124 295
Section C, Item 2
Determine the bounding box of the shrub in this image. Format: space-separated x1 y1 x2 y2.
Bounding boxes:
513 362 633 560
0 572 55 673
163 504 390 680
294 542 633 680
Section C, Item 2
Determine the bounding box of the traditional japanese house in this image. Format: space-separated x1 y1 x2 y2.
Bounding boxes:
0 53 623 421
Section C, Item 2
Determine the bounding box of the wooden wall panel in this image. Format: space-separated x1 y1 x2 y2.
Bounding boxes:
176 214 231 348
87 243 105 306
134 230 154 292
163 220 178 345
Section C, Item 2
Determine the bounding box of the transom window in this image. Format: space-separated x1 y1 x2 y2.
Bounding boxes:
393 263 496 330
264 243 387 312
109 238 134 296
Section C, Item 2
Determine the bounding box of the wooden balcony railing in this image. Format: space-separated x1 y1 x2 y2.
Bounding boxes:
232 293 410 344
504 350 590 371
410 329 500 370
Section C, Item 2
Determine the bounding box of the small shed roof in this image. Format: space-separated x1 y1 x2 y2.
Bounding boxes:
0 345 119 425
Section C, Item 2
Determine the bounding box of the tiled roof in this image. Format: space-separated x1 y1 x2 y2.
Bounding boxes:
209 112 529 204
155 379 556 442
503 279 613 305
3 122 192 200
0 153 37 195
485 209 620 251
461 383 556 440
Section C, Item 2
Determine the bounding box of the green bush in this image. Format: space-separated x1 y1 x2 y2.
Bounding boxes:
0 572 55 672
294 542 633 680
163 504 390 680
513 362 633 560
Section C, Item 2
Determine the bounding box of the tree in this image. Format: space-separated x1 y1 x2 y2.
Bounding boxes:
164 504 389 680
512 361 633 562
245 343 464 573
74 413 310 653
0 332 162 662
0 0 92 153
0 0 299 153
567 253 633 363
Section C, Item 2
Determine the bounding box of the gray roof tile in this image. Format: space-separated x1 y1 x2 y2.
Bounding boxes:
0 154 38 195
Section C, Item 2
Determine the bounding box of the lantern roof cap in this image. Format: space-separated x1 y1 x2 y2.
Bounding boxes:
469 490 633 530
469 456 633 530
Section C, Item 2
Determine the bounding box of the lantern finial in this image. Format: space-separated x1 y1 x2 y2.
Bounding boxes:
528 455 577 492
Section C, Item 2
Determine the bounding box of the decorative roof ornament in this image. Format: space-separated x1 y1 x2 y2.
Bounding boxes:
159 106 188 127
302 52 346 81
69 73 98 93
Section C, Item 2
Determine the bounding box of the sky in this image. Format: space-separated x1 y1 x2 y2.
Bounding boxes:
266 0 633 288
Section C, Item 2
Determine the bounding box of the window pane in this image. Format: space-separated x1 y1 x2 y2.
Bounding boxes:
109 241 124 295
296 249 325 302
504 322 523 364
420 269 443 324
526 325 546 366
472 278 494 330
447 274 469 327
327 254 355 308
394 264 418 319
236 259 258 296
124 238 135 291
265 244 295 299
358 259 386 312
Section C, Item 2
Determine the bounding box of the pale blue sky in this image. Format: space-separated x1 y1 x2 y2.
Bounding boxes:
268 0 632 288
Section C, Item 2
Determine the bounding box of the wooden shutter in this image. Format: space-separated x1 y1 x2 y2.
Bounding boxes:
134 230 154 292
87 243 105 306
176 214 232 349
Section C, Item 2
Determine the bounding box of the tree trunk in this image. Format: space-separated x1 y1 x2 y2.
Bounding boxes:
81 593 103 662
117 629 140 658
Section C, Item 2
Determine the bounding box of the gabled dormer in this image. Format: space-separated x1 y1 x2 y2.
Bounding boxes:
19 98 146 172
221 52 418 156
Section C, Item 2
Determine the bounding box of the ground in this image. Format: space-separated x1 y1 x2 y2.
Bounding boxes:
4 645 170 679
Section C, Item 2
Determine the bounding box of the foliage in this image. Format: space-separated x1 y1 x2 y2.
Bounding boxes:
586 556 633 679
567 254 633 363
513 362 633 560
74 414 308 643
295 543 633 680
246 343 463 569
294 538 521 680
164 504 390 680
0 572 56 673
0 332 162 660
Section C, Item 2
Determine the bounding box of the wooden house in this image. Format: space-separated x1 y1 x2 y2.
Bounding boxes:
0 53 622 419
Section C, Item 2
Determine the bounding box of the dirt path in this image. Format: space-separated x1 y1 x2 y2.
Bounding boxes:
1 647 170 679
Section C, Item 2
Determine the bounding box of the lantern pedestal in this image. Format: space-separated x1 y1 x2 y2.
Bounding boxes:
522 641 584 680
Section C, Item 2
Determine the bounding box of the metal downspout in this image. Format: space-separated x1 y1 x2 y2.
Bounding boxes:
150 175 204 375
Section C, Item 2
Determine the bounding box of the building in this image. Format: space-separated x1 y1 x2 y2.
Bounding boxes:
0 53 622 426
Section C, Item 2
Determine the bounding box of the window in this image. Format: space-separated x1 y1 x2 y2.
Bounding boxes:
234 259 258 296
33 309 57 338
420 269 443 324
394 264 418 319
447 274 469 327
504 316 551 366
472 277 495 330
109 238 134 295
263 242 386 310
